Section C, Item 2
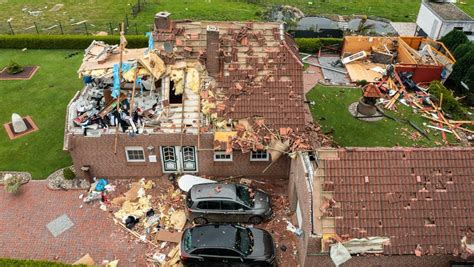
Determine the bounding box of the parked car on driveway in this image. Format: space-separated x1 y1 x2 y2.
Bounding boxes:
185 183 272 224
180 224 276 267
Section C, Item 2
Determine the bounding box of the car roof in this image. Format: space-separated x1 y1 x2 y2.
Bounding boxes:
188 224 244 251
190 183 237 201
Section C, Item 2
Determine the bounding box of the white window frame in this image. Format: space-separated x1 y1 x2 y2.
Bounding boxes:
214 151 233 162
125 146 146 162
250 150 270 161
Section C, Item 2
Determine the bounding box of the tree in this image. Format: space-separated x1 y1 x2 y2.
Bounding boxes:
452 43 474 60
462 66 474 106
440 30 469 52
451 50 474 91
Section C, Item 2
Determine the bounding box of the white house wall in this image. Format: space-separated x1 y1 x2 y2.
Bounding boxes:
417 3 443 39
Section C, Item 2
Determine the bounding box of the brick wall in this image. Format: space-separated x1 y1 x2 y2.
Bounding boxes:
289 153 318 266
68 132 290 179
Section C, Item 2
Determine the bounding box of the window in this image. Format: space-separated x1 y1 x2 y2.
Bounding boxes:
125 147 145 162
196 201 220 210
214 151 233 161
221 200 240 210
250 150 270 161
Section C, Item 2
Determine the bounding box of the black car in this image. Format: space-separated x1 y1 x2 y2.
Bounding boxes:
180 224 276 267
185 183 272 225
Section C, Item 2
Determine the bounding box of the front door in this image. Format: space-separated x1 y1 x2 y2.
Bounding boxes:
161 146 198 173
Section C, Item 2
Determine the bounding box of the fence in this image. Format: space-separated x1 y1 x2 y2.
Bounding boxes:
0 0 151 35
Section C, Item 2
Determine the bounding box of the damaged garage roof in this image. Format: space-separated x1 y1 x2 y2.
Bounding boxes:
319 147 474 256
152 16 306 130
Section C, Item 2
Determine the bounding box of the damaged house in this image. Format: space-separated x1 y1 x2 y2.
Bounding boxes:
289 147 474 266
64 12 312 180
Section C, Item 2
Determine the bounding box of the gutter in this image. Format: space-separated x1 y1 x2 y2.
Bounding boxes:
301 152 317 236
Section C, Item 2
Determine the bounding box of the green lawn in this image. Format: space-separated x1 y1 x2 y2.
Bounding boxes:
0 258 78 267
1 0 473 34
0 49 82 178
307 85 456 147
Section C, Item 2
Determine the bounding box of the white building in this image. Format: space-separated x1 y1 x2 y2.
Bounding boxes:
416 0 474 41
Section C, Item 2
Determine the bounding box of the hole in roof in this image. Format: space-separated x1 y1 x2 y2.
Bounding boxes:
424 218 435 226
411 168 415 175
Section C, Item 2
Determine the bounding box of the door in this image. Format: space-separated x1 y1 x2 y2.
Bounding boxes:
221 200 246 222
181 146 197 172
161 146 198 173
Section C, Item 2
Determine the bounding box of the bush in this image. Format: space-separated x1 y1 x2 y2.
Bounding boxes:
6 60 23 74
439 30 469 52
429 81 466 119
295 38 343 54
0 34 148 49
452 43 474 60
451 50 474 91
3 174 23 194
63 167 76 180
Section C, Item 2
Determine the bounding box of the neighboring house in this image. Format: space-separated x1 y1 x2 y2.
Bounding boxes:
416 0 474 41
64 12 307 180
289 147 474 266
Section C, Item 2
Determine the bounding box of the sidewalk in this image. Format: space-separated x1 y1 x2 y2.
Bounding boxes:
0 181 147 265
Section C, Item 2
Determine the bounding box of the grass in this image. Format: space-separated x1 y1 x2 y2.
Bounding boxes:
306 85 456 147
0 258 79 266
0 0 261 35
1 0 473 34
0 49 82 179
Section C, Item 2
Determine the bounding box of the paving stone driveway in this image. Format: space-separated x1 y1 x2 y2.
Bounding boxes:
0 181 147 265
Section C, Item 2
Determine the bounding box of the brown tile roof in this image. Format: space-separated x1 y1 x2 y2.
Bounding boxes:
153 20 305 130
324 147 474 256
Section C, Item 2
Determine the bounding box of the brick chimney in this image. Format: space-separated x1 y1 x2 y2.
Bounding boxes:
206 25 220 76
154 11 171 31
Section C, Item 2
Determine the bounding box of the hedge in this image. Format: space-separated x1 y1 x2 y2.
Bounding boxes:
0 34 148 49
0 35 342 53
428 81 466 119
295 38 343 54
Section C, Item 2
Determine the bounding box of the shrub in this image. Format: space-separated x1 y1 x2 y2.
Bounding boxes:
295 38 343 54
452 43 474 60
451 50 474 91
3 174 23 194
439 30 469 52
0 34 148 49
63 167 76 180
6 60 23 74
428 81 466 119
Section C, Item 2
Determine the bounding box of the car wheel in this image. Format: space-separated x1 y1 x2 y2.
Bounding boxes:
249 216 263 224
193 217 208 224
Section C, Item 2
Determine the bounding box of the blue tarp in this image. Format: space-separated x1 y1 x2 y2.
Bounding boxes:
112 63 134 99
146 32 154 51
95 178 108 191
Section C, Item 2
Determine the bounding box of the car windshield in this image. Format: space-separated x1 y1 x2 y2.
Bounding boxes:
236 185 254 207
235 227 253 255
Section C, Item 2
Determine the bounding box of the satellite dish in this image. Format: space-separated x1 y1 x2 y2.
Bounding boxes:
164 42 174 53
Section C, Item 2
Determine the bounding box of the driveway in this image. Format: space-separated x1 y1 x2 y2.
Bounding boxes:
0 181 147 265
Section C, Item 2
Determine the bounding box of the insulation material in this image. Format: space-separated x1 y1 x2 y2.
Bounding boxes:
113 196 152 220
214 131 237 143
186 68 200 93
330 242 352 266
73 254 95 266
170 69 184 95
169 210 187 231
268 138 290 163
342 237 390 254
